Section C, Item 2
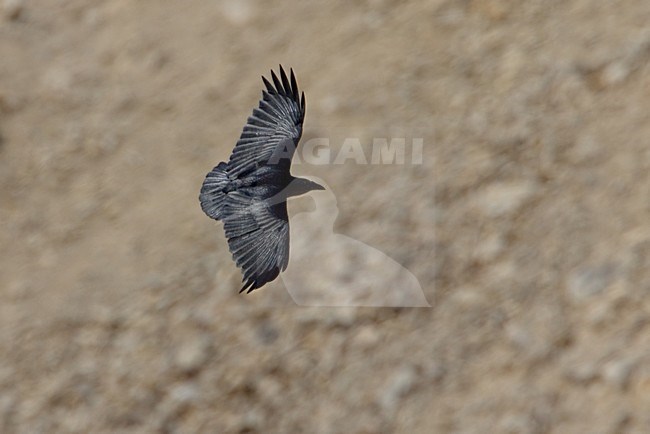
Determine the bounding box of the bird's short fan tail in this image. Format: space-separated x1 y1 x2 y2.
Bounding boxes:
199 162 230 221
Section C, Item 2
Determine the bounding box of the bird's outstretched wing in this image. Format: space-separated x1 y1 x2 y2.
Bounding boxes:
222 192 290 293
227 65 306 177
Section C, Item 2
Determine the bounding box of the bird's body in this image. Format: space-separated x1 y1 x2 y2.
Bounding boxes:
199 66 323 293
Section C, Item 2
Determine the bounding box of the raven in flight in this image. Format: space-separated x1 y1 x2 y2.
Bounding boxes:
199 66 324 293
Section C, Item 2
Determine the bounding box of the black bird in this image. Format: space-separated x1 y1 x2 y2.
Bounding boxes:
199 66 324 293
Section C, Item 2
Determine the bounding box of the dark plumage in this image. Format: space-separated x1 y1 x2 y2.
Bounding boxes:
199 66 324 293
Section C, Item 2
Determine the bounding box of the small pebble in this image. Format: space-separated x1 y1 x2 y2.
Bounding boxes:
2 0 23 21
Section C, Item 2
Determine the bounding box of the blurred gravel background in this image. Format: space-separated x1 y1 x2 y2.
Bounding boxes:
1 0 650 433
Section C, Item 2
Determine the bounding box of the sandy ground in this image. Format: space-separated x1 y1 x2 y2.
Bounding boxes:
1 0 650 432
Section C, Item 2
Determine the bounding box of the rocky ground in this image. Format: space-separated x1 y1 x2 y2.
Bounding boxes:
1 0 649 433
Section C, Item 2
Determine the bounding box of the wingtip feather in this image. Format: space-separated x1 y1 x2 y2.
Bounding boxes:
290 68 298 100
270 70 282 95
240 279 254 293
262 75 275 94
279 67 291 97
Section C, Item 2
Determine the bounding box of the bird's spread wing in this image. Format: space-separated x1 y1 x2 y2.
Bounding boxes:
227 66 305 177
222 192 290 293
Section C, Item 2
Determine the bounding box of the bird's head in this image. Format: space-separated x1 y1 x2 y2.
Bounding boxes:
284 177 325 198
